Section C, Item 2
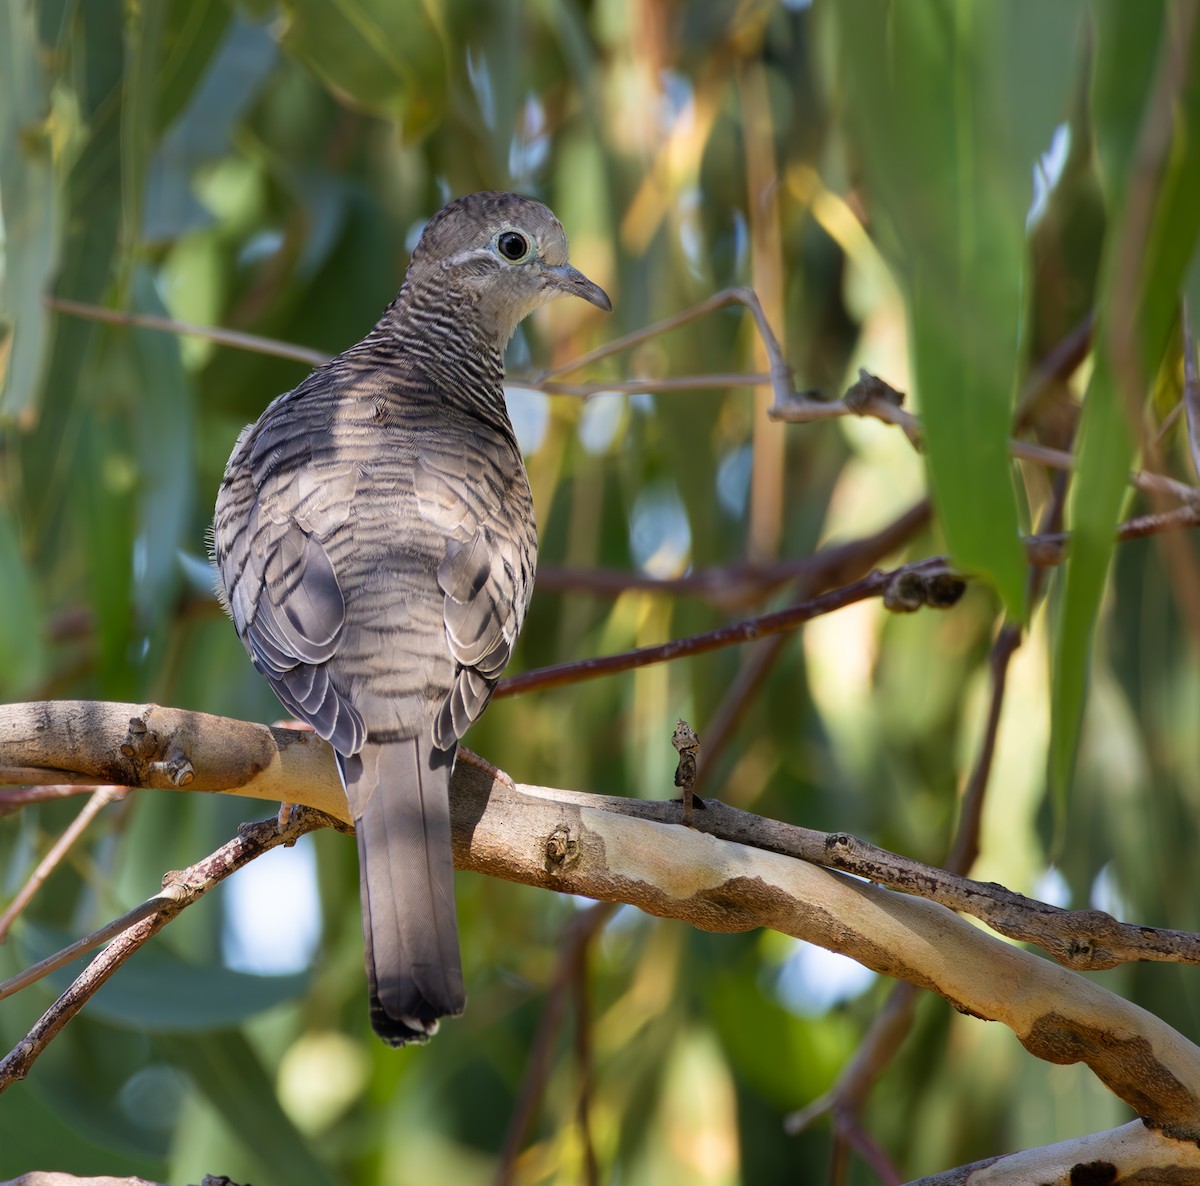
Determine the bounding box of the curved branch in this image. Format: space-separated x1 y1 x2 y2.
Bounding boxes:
2 702 1200 1136
905 1120 1200 1186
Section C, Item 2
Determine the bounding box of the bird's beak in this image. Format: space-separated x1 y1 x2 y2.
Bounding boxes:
544 263 612 312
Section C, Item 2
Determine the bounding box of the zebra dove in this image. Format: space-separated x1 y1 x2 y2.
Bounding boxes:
213 192 611 1044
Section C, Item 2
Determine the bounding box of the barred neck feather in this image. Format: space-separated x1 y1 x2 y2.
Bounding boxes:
352 276 513 436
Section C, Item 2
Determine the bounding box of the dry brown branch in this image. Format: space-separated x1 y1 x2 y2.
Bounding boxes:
3 702 1200 1137
53 294 1193 515
770 380 1200 506
493 901 616 1186
496 559 950 699
0 806 338 1090
904 1120 1200 1186
5 701 1200 974
45 296 329 369
0 786 125 939
536 498 931 610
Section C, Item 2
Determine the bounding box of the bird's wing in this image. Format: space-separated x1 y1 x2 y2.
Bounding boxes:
412 432 536 749
214 400 367 755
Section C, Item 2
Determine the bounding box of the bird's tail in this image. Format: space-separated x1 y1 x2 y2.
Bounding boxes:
338 738 465 1045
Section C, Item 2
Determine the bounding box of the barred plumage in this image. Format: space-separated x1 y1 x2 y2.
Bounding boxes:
212 192 610 1044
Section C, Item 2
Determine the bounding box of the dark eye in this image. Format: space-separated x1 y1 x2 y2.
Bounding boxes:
497 230 530 261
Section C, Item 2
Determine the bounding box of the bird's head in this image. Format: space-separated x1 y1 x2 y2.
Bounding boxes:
405 191 612 346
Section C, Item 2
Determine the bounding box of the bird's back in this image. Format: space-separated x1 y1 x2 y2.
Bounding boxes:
214 356 537 751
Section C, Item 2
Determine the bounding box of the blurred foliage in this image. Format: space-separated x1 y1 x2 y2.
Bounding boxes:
2 1 1200 1182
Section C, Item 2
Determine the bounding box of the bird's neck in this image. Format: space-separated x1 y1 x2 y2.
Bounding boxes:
371 279 511 418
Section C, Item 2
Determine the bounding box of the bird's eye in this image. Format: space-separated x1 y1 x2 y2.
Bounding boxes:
497 230 530 262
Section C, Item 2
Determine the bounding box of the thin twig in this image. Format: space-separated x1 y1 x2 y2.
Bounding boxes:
535 499 931 609
500 496 1200 704
0 786 126 940
0 784 100 815
509 374 772 396
772 389 1198 505
496 561 947 700
0 895 173 1003
535 286 793 405
47 295 1198 510
0 807 335 1091
44 296 329 369
492 902 617 1186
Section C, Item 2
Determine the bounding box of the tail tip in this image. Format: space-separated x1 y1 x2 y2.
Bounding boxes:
370 995 465 1047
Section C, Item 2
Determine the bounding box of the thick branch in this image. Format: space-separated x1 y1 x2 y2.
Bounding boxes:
905 1120 1200 1186
3 702 1200 1136
4 701 1200 974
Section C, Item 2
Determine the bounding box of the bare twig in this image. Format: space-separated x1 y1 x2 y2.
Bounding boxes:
0 783 104 815
535 287 793 408
492 902 617 1186
496 559 951 699
46 295 1199 516
44 296 329 368
773 383 1199 505
535 498 931 611
0 807 337 1091
0 786 126 940
0 895 173 1003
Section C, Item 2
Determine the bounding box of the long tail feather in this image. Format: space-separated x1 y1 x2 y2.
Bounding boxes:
339 739 464 1045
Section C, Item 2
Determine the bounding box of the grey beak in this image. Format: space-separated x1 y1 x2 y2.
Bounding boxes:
545 263 612 312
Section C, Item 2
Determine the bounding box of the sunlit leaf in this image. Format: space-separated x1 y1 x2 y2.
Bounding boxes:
0 0 79 424
0 506 45 694
273 0 447 138
830 0 1084 620
1051 0 1200 795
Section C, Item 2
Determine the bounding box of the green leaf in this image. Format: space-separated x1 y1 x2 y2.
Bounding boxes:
0 1076 167 1182
0 505 46 695
15 0 124 533
155 0 235 135
274 0 448 138
127 269 196 633
159 1030 341 1186
833 0 1083 619
1051 0 1200 794
0 0 80 424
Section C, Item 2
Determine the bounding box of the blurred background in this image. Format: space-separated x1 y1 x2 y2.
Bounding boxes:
2 1 1200 1182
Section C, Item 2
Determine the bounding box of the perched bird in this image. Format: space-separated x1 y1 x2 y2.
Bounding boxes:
213 192 611 1044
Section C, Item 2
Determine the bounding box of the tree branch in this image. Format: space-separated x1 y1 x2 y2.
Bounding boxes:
904 1120 1200 1186
2 702 1200 1137
0 806 338 1090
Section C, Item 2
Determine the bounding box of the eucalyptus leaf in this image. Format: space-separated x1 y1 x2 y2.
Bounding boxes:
1051 0 1200 795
